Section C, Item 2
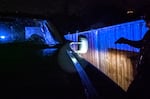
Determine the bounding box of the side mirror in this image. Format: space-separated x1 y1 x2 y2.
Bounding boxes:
70 36 88 54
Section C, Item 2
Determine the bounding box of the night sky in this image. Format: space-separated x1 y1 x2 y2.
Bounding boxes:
0 0 150 34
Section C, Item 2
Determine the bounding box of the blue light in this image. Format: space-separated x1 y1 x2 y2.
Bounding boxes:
25 20 58 45
65 20 148 52
0 36 5 39
0 24 12 43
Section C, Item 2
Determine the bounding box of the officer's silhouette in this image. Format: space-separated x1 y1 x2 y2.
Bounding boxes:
115 14 150 99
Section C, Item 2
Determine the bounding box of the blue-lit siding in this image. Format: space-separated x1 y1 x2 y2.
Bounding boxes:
65 20 147 90
65 20 147 52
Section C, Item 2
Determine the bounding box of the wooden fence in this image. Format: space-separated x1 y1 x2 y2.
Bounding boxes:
65 20 147 90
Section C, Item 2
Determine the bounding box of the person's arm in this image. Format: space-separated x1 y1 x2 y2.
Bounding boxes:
115 37 143 48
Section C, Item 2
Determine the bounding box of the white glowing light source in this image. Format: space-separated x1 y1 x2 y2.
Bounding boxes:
127 10 134 14
0 36 5 39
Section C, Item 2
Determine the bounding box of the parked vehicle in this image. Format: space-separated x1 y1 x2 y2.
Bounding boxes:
0 14 127 99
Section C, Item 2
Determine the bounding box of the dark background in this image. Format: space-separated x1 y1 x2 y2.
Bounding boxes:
0 0 150 35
